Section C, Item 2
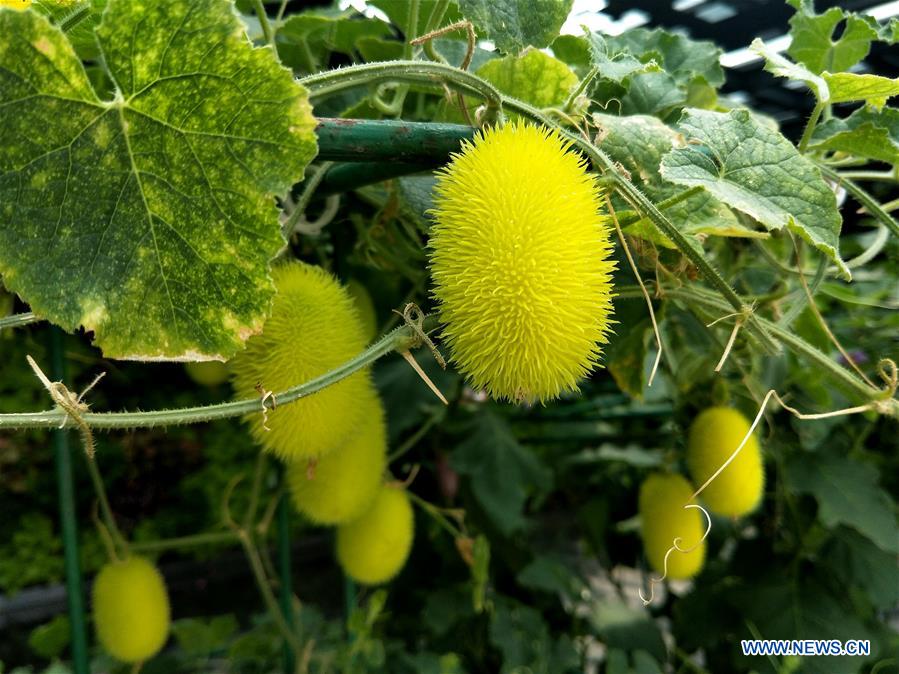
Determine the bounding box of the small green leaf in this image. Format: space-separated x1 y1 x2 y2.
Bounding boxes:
824 527 899 610
278 11 394 71
551 34 590 70
171 615 239 656
822 71 899 110
476 49 577 109
458 0 573 54
809 106 899 165
751 37 829 103
28 615 70 660
785 451 899 553
660 109 849 278
787 0 878 74
606 27 724 88
0 2 317 360
451 411 552 536
587 33 660 85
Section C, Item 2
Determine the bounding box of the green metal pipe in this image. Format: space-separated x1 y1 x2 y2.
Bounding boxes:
277 482 295 674
315 118 475 164
49 327 90 674
318 161 434 197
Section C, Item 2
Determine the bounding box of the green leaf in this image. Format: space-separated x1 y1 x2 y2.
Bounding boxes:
787 0 878 74
451 411 553 536
490 597 580 674
28 615 70 660
475 49 577 109
809 106 899 165
588 599 666 662
824 527 899 610
751 37 829 103
458 0 573 54
0 2 317 360
370 0 462 38
593 112 755 245
551 34 590 70
660 108 849 278
278 10 394 71
619 71 686 117
587 33 660 85
171 615 239 656
606 27 724 88
785 451 899 553
822 72 899 110
517 555 584 598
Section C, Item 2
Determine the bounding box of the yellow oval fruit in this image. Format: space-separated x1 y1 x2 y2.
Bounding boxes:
687 406 764 517
336 485 414 585
346 279 378 342
639 473 706 580
92 556 170 663
230 262 370 459
0 0 31 10
185 361 229 387
288 385 387 524
428 122 616 404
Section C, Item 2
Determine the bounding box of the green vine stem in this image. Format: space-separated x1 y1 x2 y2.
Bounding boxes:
251 0 275 48
615 284 894 411
798 99 825 153
300 60 503 118
130 530 239 552
0 320 432 430
818 164 899 238
0 311 38 331
85 454 130 558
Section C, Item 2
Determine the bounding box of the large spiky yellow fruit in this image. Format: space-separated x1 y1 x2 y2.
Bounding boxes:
336 485 414 585
287 385 387 524
230 262 370 460
428 122 616 404
687 406 764 517
92 556 170 663
639 473 706 580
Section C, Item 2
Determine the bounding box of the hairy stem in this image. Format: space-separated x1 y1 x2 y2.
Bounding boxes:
0 322 429 430
0 311 39 331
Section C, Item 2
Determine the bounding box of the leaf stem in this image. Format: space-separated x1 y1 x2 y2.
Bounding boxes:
0 321 429 430
819 164 899 238
798 99 824 153
84 454 129 558
130 530 239 552
616 186 704 227
0 311 38 331
251 0 275 48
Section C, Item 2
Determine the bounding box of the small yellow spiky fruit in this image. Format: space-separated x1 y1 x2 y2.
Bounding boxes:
230 263 370 459
185 361 229 387
687 406 764 517
287 385 387 524
346 279 378 342
0 0 31 10
639 473 706 580
92 556 170 663
429 122 616 404
336 485 414 585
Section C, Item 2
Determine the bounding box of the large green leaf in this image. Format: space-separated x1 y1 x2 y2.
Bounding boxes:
451 411 552 536
660 109 849 278
0 2 317 360
458 0 573 54
787 0 878 74
809 106 899 165
476 49 577 109
785 451 899 553
592 112 759 245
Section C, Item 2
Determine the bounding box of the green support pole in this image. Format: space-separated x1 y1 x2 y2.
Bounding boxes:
315 118 474 164
49 327 91 674
277 479 295 674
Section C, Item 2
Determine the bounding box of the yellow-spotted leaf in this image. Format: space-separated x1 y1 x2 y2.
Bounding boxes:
0 1 317 360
